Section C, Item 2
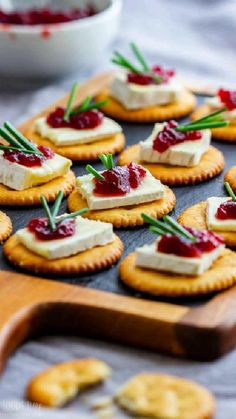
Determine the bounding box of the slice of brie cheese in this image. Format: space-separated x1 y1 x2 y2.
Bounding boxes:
139 123 211 167
0 150 71 191
205 96 236 125
136 239 224 276
16 216 114 260
77 168 165 210
35 116 122 146
110 71 184 110
206 197 236 231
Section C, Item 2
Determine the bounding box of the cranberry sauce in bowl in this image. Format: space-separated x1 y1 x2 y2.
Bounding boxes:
28 217 76 241
93 163 146 197
153 120 202 153
127 66 175 86
47 107 103 130
216 200 236 220
0 6 97 25
3 145 54 167
157 227 224 258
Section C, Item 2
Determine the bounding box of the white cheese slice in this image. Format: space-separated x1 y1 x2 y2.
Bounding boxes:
206 196 236 231
205 96 236 125
110 71 184 110
16 216 114 260
0 150 71 191
139 123 211 167
77 168 165 210
35 116 122 146
136 239 224 276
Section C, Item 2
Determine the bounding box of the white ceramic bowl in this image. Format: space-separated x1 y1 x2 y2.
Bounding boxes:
0 0 122 78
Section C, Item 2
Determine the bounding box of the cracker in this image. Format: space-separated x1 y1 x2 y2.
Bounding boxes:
224 166 236 193
116 373 215 419
119 249 236 297
0 211 12 242
0 171 75 206
192 105 236 142
95 90 196 123
67 186 176 228
178 201 236 248
118 145 224 186
26 358 111 407
4 233 123 276
24 126 125 161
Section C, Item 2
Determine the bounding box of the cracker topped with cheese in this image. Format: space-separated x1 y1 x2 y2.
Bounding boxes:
118 110 227 185
3 191 123 275
120 214 236 297
29 82 125 161
68 153 176 227
0 121 75 205
95 42 196 122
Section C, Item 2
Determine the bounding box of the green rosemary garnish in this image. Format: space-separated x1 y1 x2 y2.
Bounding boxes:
141 213 196 242
224 182 236 202
86 153 115 180
0 122 43 156
176 109 228 132
62 83 108 120
40 191 88 232
112 42 163 83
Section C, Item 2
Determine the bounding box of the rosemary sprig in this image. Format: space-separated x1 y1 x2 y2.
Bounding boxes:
4 121 43 154
112 42 163 83
58 208 89 222
99 153 114 170
224 182 236 202
141 213 196 242
70 98 108 116
64 82 79 121
86 164 105 181
176 109 228 132
40 195 56 231
51 190 64 219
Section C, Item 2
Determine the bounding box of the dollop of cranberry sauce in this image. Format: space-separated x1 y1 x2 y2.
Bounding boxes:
153 120 202 153
3 145 54 167
28 218 76 241
47 107 103 130
216 200 236 220
157 227 224 258
93 163 146 197
218 88 236 110
127 66 175 86
0 6 96 25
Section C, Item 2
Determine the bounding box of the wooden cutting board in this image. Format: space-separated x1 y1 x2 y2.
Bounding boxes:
1 72 236 371
1 269 236 376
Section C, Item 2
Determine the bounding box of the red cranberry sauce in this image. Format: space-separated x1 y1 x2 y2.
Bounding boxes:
216 199 236 220
28 217 76 241
157 227 224 258
47 107 103 130
218 89 236 110
93 163 146 197
3 145 54 168
127 65 175 86
0 6 96 25
153 120 202 153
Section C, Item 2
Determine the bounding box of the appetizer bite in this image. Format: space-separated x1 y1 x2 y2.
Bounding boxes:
178 182 236 248
116 373 215 419
95 42 196 122
0 122 75 206
26 83 125 161
119 110 226 185
4 191 123 275
68 153 176 228
0 211 12 242
192 88 236 142
119 214 236 297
